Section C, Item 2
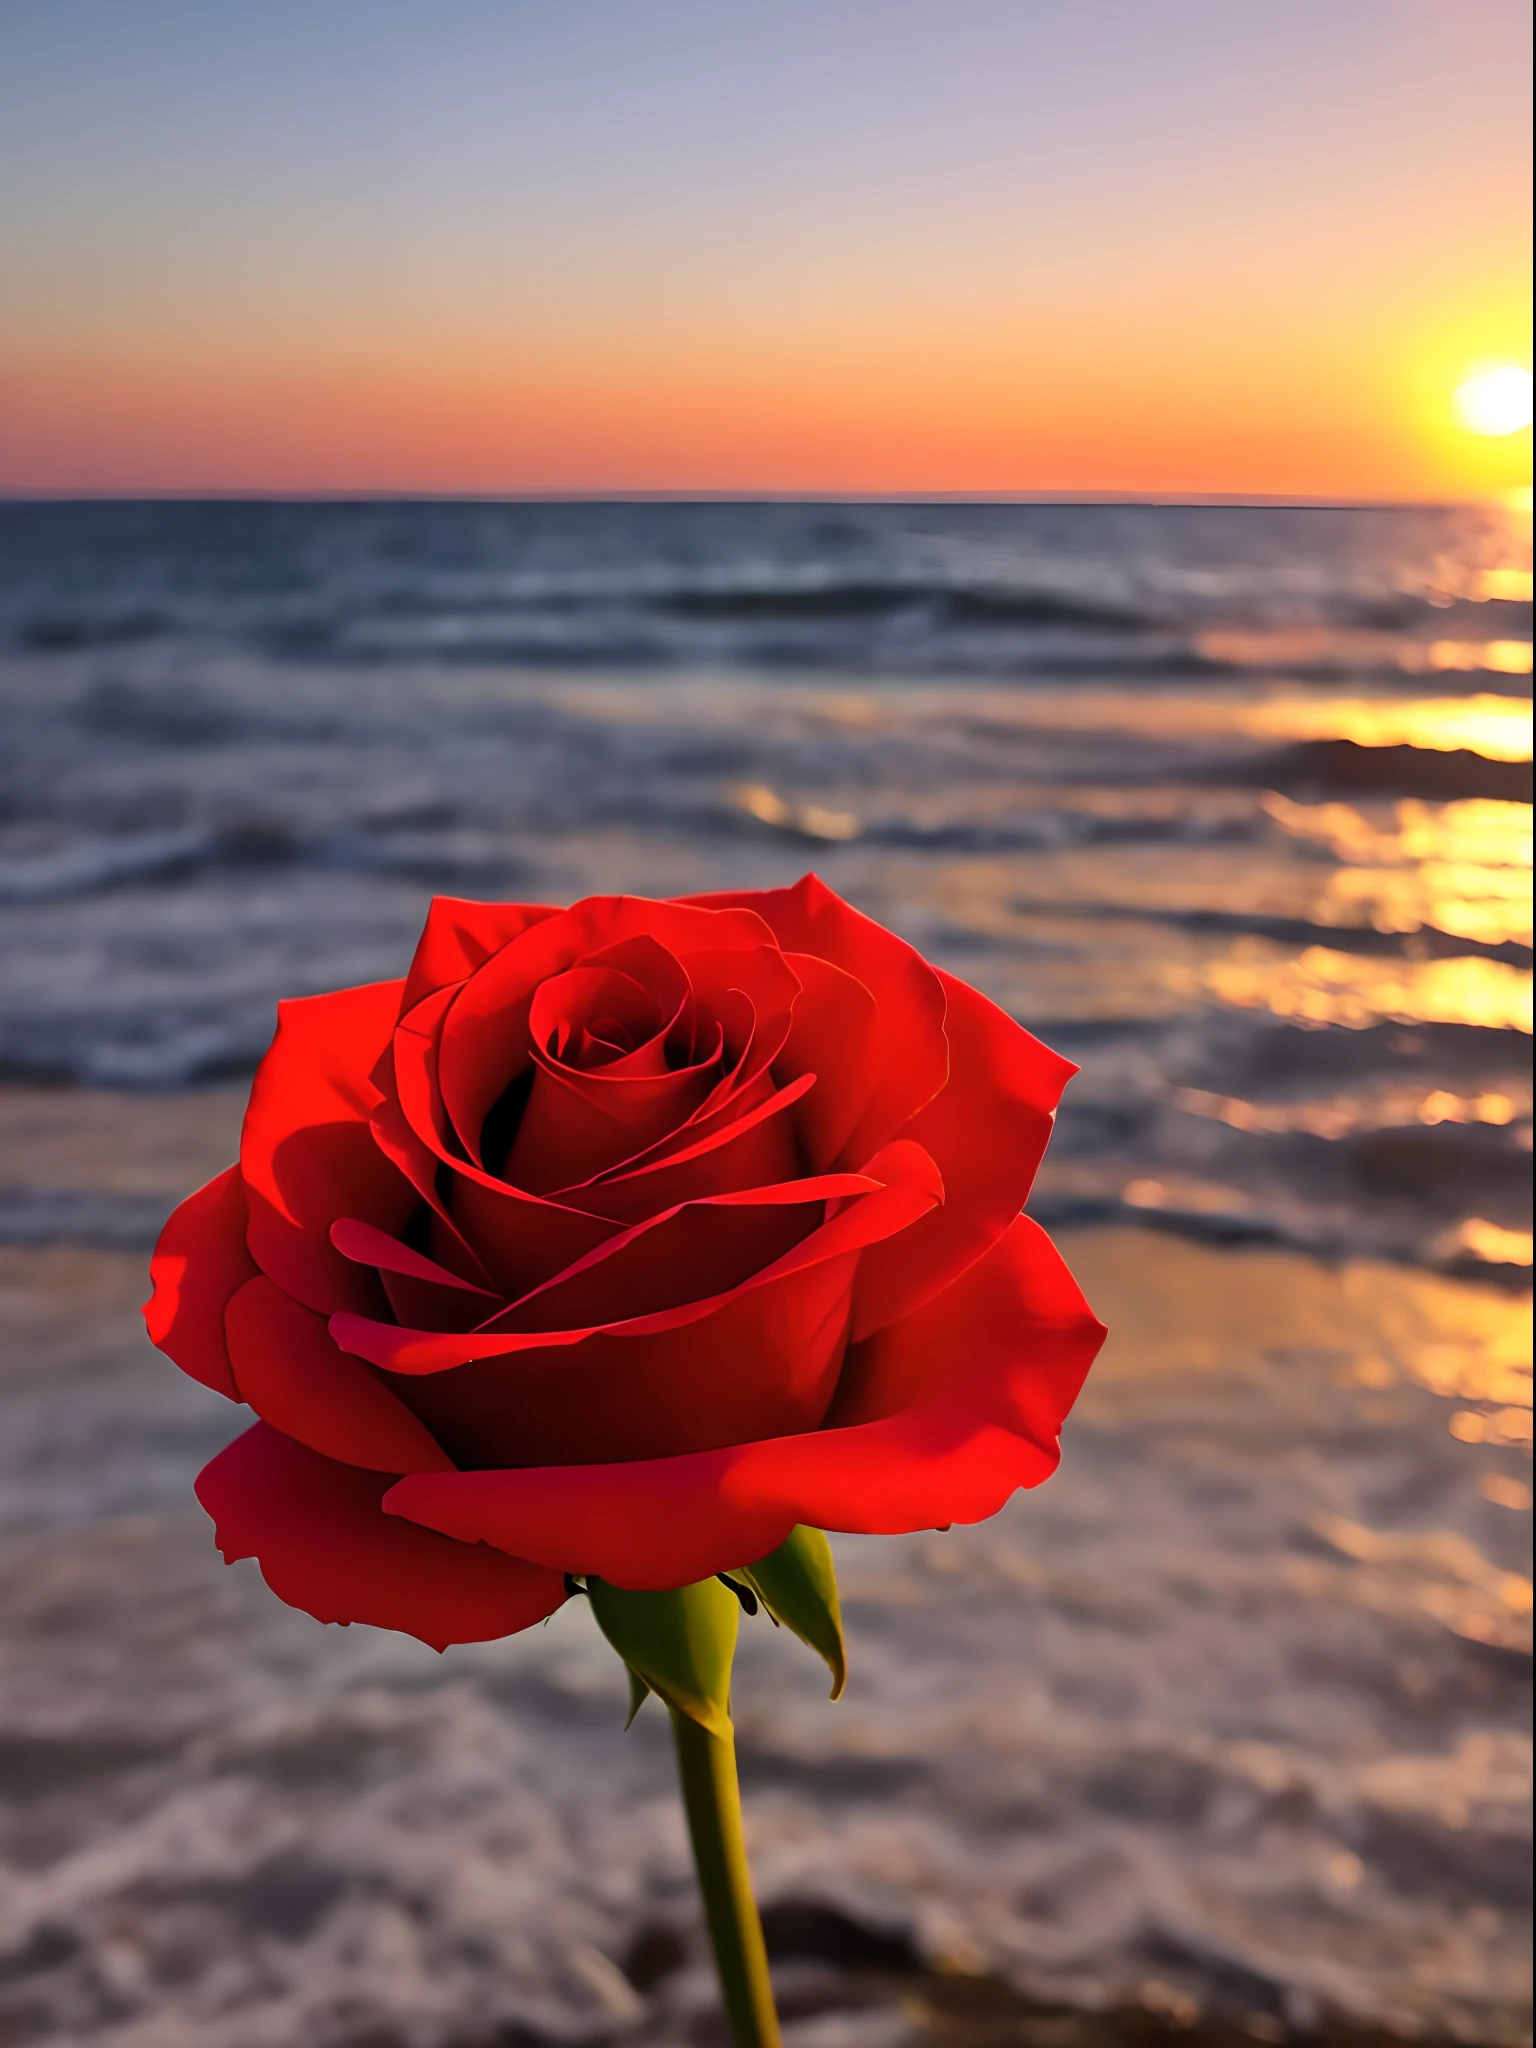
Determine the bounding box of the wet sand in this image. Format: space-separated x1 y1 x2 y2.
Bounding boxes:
0 1085 1529 2048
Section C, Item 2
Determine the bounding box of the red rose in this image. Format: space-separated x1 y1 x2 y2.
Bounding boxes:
145 877 1104 1651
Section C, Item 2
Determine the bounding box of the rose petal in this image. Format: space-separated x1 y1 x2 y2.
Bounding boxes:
504 1045 718 1194
560 1071 810 1222
383 982 466 1161
851 972 1076 1340
384 1247 859 1467
225 1276 454 1474
401 896 561 1012
772 951 880 1170
564 1058 774 1191
393 925 806 1244
329 1217 497 1296
390 1411 1031 1592
332 1143 941 1375
365 1074 506 1290
384 987 614 1297
533 933 694 1075
676 942 801 1090
477 1168 875 1338
532 962 661 1068
143 1166 254 1399
543 938 800 1194
829 1213 1104 1439
496 940 802 1194
436 896 778 1169
240 981 415 1316
446 1173 616 1300
384 1215 1103 1589
687 875 949 1164
377 1266 500 1336
198 1422 566 1649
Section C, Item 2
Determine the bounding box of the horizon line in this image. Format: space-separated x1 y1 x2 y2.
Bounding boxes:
0 487 1493 512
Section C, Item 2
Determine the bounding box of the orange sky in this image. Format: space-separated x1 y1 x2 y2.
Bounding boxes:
1 2 1530 499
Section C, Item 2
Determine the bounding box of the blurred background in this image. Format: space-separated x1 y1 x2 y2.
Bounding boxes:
0 7 1530 2047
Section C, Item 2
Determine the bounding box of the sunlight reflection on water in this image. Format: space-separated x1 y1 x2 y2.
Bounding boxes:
1240 692 1534 758
948 688 1534 760
1203 944 1533 1032
1195 632 1534 676
1264 794 1532 869
1172 1081 1529 1138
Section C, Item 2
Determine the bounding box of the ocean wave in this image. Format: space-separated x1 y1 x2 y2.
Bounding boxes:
1029 1164 1533 1281
0 829 216 903
267 615 1205 678
1349 592 1533 633
15 609 171 653
76 676 345 746
1240 739 1533 803
0 822 542 905
654 578 1155 629
0 1183 173 1251
0 1025 266 1088
1003 896 1534 966
726 784 1264 852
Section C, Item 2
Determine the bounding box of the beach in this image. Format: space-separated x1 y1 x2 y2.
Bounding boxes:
0 499 1529 2045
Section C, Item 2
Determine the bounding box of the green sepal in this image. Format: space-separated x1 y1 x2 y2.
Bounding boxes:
585 1576 739 1738
740 1526 847 1700
623 1664 651 1729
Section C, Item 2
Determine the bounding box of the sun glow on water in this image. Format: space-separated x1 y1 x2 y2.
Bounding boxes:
1204 946 1533 1034
992 693 1534 763
1242 695 1534 763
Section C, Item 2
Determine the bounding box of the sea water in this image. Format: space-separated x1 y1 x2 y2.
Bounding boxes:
0 499 1528 2044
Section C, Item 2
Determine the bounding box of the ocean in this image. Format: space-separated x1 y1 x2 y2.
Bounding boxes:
0 498 1529 2046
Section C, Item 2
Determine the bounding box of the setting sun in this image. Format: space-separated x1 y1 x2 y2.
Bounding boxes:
1455 363 1535 436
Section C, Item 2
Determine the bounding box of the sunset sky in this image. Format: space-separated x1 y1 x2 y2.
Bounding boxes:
1 0 1530 500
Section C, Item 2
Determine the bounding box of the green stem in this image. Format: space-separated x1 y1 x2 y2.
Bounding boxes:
670 1709 782 2048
